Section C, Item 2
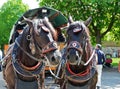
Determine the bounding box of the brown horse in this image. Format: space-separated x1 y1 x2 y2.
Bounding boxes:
56 16 98 89
2 17 61 89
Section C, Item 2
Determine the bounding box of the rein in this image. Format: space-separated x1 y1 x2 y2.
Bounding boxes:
45 56 65 79
15 38 58 62
66 40 96 66
65 49 96 77
65 40 96 84
15 39 43 62
15 34 63 80
65 50 96 84
84 49 96 66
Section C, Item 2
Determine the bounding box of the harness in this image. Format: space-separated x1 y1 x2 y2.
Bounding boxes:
66 65 96 85
63 39 97 86
11 30 59 89
11 37 45 89
65 58 97 86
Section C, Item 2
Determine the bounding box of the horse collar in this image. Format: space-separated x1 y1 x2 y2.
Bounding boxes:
12 38 45 77
65 65 96 84
12 58 45 77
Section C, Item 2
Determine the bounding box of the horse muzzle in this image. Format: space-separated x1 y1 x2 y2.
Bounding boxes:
67 48 82 65
49 49 61 66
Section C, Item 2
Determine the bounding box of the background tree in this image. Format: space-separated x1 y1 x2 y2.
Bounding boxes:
39 0 120 44
0 0 28 48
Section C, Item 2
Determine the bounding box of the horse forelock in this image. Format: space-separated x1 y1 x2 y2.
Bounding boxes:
34 19 57 41
78 21 90 39
67 21 90 38
44 21 57 41
32 19 40 31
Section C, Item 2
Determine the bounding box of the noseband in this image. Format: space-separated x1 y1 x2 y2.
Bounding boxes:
66 27 96 66
65 35 97 85
42 41 57 54
67 41 83 54
15 32 58 62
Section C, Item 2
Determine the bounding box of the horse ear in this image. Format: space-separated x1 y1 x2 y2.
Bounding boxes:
43 17 57 40
68 16 74 24
84 17 92 26
43 17 56 33
41 26 50 33
22 16 33 27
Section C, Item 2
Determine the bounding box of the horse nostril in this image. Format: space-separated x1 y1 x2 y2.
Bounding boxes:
51 56 56 62
76 56 78 61
67 55 70 59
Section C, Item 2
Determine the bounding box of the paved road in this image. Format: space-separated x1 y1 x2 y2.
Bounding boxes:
0 67 120 89
0 72 6 89
101 67 120 89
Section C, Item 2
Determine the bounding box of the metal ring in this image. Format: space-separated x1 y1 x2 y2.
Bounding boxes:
26 35 31 40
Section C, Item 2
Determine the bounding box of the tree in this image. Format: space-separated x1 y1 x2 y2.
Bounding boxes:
39 0 120 44
0 0 28 48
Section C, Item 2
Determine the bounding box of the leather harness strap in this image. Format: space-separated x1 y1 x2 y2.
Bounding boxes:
19 62 41 71
66 63 90 76
65 66 96 84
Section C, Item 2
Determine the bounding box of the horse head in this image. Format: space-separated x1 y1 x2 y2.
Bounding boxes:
66 16 92 66
21 17 61 66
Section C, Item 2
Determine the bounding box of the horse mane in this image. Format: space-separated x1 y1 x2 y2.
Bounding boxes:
81 22 92 61
79 21 92 58
68 21 90 38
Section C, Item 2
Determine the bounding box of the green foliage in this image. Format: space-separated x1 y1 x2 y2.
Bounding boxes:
0 0 28 49
0 0 119 49
40 0 120 44
112 58 120 67
104 28 120 41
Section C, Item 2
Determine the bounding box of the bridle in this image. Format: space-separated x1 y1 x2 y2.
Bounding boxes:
64 29 97 85
12 19 59 75
66 27 92 66
67 41 83 54
66 29 96 66
28 19 58 56
15 39 57 62
41 41 58 54
14 18 64 82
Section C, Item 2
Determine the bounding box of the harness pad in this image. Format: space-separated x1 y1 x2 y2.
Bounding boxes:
16 79 38 89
